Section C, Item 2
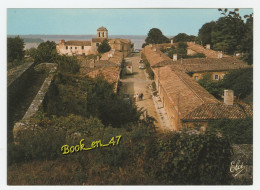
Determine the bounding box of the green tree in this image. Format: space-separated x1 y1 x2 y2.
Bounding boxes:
86 76 141 127
98 39 111 53
173 33 197 43
198 73 223 99
198 21 216 46
211 9 246 54
25 47 37 58
241 14 253 65
222 68 253 99
7 36 25 62
143 28 170 46
34 41 58 63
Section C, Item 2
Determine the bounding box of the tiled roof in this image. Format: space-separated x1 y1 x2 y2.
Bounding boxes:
101 50 123 65
92 38 106 43
86 67 120 84
143 44 253 121
143 44 250 71
80 60 119 69
143 45 172 67
183 103 253 120
153 66 219 118
64 41 91 46
169 57 251 72
187 42 229 58
97 26 108 31
109 38 131 44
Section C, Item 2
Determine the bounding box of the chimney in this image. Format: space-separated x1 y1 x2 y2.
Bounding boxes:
224 90 234 105
206 44 210 50
89 59 95 68
149 44 153 48
153 48 157 52
171 39 173 44
60 39 65 44
187 48 191 55
173 54 178 61
218 51 223 59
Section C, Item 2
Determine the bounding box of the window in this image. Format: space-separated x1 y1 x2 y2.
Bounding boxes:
75 47 77 49
82 53 85 56
70 47 72 49
66 46 68 49
214 74 219 80
195 76 198 81
96 43 99 47
82 46 84 49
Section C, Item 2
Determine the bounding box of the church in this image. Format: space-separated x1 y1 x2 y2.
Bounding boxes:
56 26 133 57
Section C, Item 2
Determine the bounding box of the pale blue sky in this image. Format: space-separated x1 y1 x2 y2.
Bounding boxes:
7 9 253 36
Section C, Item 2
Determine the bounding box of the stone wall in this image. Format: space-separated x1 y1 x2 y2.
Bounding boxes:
8 62 35 94
13 63 57 140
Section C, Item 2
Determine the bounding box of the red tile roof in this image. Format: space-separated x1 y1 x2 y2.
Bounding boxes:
183 103 253 121
153 66 219 118
187 42 229 58
169 57 251 72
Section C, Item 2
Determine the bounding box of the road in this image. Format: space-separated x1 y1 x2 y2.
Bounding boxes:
120 52 171 131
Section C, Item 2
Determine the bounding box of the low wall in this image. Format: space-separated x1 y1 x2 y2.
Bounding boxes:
13 63 57 140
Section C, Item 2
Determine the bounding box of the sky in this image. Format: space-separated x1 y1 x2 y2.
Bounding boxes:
7 8 253 36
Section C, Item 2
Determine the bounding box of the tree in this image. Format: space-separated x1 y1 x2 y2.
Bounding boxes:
210 9 246 55
7 36 25 62
198 73 223 99
198 21 216 46
222 68 253 99
241 14 253 65
173 33 197 43
143 28 170 46
86 76 141 127
34 41 58 63
197 9 253 62
98 39 111 53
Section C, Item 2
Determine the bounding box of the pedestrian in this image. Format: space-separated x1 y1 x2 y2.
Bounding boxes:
139 93 142 101
141 93 143 100
136 93 139 102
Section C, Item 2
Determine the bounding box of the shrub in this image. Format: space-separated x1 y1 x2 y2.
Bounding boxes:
144 131 232 185
208 117 253 144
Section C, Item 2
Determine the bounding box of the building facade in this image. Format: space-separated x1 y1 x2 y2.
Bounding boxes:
56 27 133 57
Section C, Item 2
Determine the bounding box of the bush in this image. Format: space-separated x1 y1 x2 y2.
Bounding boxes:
198 73 223 99
141 54 154 80
209 117 253 144
8 127 66 165
144 131 232 185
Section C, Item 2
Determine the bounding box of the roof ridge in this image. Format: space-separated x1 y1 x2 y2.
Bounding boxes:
174 70 205 104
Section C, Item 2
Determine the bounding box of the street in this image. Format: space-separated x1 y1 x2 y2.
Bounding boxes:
120 52 171 131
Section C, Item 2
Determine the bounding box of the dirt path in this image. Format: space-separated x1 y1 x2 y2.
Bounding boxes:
120 53 162 130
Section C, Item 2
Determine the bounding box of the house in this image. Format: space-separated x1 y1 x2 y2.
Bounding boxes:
142 44 252 131
79 50 124 92
56 27 133 57
144 44 251 81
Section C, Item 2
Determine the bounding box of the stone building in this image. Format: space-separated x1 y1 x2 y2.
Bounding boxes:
56 26 133 57
143 45 252 131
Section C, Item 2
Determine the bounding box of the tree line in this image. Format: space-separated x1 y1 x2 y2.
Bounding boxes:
142 9 253 65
